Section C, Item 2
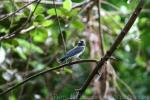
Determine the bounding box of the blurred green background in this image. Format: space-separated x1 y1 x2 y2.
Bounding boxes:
0 0 150 100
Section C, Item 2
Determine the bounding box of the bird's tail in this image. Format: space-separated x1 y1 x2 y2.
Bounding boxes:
59 56 68 63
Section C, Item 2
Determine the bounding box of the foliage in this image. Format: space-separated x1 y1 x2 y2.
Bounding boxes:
0 0 150 100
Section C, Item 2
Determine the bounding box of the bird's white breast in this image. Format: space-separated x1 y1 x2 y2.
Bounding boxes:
75 46 85 58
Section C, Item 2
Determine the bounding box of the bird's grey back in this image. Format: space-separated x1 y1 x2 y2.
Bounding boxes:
66 46 84 57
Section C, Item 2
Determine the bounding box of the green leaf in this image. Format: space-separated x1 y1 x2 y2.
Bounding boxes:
71 20 84 30
135 56 146 67
30 43 44 54
35 14 53 27
4 39 19 47
141 31 150 49
47 9 62 16
16 39 44 54
63 0 72 11
35 14 45 23
85 88 93 96
11 40 19 47
41 20 53 27
9 95 16 100
64 68 72 74
30 28 48 43
14 47 27 60
34 5 45 15
30 61 45 71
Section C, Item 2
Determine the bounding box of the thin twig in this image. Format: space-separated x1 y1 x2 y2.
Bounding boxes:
10 0 62 5
52 0 66 54
9 0 90 8
95 0 107 99
0 59 97 96
116 76 136 99
114 79 129 99
75 0 144 99
97 0 104 56
102 1 119 11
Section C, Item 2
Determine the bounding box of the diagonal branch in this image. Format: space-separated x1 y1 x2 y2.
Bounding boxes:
0 59 97 96
75 0 145 99
0 0 37 21
0 0 41 41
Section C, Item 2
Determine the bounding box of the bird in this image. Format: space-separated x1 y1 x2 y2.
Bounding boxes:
59 40 85 63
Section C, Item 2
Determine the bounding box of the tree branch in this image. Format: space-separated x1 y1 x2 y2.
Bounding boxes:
0 0 41 41
0 59 97 96
75 0 144 99
10 0 91 9
0 0 36 21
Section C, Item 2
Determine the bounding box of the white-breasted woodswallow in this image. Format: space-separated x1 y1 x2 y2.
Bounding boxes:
59 40 85 63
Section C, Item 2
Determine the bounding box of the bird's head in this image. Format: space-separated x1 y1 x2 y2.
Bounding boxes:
77 40 85 46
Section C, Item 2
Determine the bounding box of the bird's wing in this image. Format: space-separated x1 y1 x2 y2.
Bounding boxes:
66 46 84 57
